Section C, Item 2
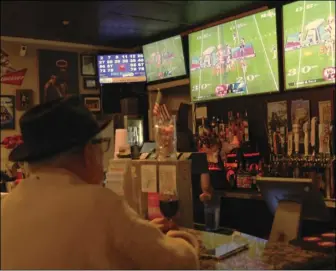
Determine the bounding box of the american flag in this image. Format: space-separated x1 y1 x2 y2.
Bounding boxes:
153 90 170 121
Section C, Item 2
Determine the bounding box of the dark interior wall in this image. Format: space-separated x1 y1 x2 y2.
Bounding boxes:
196 85 335 159
100 82 149 140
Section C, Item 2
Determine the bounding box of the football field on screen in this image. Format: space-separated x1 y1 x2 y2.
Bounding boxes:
283 1 335 90
189 10 280 102
143 37 186 82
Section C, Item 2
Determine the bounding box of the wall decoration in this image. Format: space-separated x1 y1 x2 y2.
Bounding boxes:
0 49 28 86
84 96 101 112
267 101 288 131
318 100 332 124
0 95 15 130
83 77 98 90
267 101 288 153
16 89 33 111
80 54 96 76
38 50 79 104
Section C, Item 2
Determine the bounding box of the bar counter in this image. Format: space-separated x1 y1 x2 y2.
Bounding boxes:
184 229 335 270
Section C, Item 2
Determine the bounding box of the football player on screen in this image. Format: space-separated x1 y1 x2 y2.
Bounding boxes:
233 32 237 45
240 59 247 75
226 55 233 72
226 44 232 58
240 38 245 58
271 45 277 59
325 39 333 57
216 44 225 76
325 16 335 52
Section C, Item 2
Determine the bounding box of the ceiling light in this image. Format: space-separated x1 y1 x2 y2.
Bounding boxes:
62 20 70 26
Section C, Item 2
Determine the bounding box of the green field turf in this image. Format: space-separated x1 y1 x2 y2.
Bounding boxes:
189 9 279 102
143 36 186 82
283 1 335 90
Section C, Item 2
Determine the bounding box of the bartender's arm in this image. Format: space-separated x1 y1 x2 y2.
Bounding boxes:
110 197 199 270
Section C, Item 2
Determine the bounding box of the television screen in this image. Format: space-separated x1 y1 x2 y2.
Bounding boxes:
189 9 280 102
97 54 146 84
143 35 187 82
283 1 335 90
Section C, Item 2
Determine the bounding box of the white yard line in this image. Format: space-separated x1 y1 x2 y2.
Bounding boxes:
155 42 162 75
253 15 279 91
329 1 335 67
197 31 204 98
296 1 306 88
217 26 222 85
237 19 248 93
233 21 240 81
170 39 175 72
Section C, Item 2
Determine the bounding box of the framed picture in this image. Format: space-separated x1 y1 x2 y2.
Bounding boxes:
83 77 98 89
16 89 33 111
80 54 96 76
0 95 15 130
84 96 101 112
38 50 79 104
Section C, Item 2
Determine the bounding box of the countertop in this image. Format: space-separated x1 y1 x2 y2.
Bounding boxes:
218 190 336 208
185 229 335 270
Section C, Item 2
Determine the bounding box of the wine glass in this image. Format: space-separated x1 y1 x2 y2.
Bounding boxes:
159 189 179 230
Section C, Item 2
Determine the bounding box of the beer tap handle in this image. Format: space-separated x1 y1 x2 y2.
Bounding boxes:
287 132 293 157
303 121 309 156
293 124 300 154
311 117 317 155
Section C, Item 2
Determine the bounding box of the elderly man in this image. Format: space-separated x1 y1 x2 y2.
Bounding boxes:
1 96 199 270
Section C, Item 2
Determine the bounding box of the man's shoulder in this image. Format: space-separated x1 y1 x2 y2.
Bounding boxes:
76 184 122 205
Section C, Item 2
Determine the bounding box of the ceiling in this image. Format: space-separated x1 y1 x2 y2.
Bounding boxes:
1 1 287 49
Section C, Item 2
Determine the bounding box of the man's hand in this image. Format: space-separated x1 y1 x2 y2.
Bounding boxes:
166 230 199 254
150 217 178 233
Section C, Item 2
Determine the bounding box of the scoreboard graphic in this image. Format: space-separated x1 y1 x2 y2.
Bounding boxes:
98 54 146 84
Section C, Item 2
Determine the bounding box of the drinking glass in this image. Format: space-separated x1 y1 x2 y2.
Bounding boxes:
155 115 177 161
159 190 179 228
204 202 220 232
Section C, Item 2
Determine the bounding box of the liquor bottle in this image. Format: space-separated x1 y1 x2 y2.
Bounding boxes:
243 110 249 142
218 117 225 140
210 116 217 135
279 124 286 155
219 117 225 132
250 162 258 190
228 111 234 143
215 117 220 135
236 112 243 142
257 159 264 177
237 162 252 189
227 170 236 189
198 117 205 135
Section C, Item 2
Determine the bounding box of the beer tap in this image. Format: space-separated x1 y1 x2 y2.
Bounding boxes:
311 117 317 156
303 121 310 157
287 131 293 157
293 123 300 155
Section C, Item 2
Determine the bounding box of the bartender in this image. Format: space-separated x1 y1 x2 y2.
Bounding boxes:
176 103 197 152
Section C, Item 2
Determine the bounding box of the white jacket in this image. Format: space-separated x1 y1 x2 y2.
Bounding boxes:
1 168 199 270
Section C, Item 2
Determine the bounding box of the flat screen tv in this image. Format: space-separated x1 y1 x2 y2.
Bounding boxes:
189 9 280 103
283 1 335 90
97 54 146 84
143 35 187 83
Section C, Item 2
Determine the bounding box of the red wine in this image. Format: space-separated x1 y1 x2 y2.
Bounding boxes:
159 199 179 219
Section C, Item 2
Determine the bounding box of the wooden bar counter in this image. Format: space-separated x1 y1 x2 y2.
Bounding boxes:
184 229 335 270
